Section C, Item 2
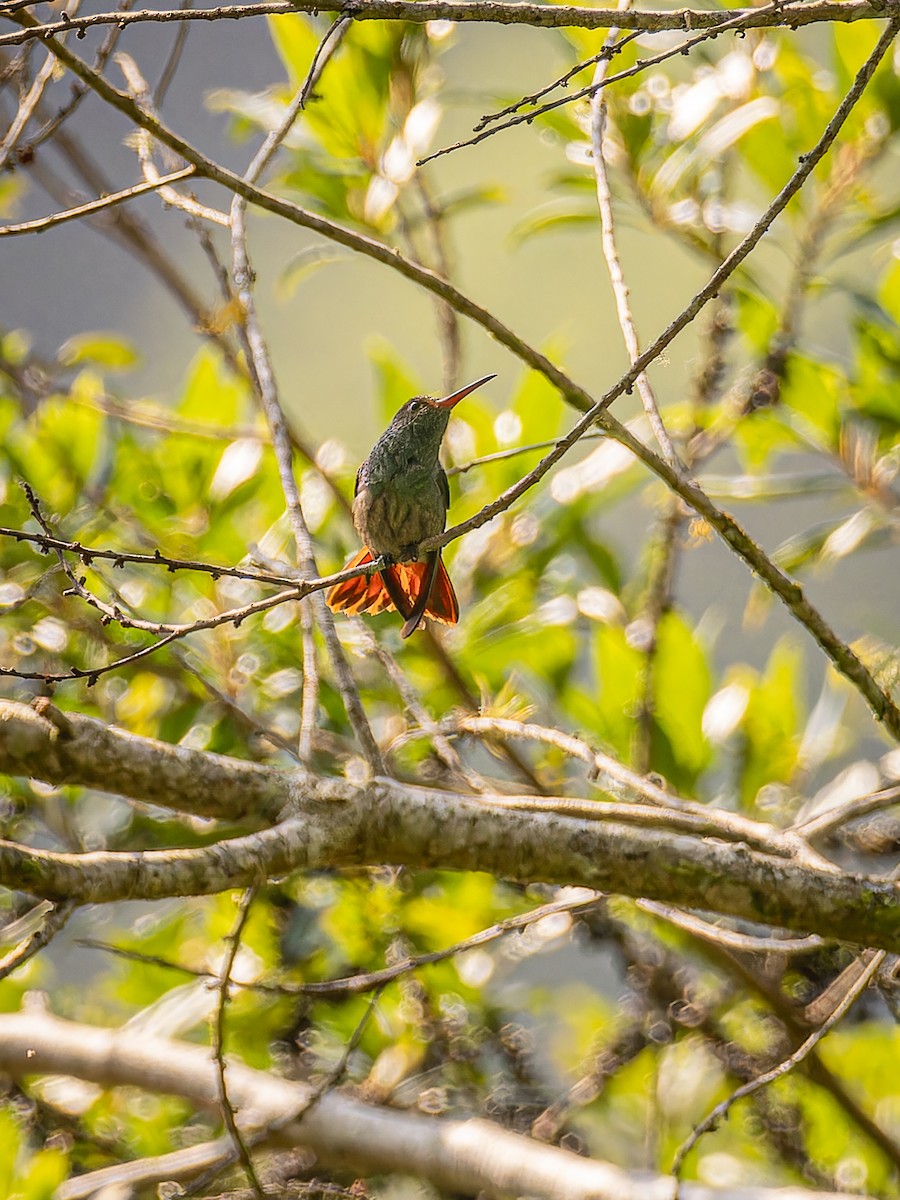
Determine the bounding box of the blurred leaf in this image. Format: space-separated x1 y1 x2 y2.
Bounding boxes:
733 408 803 470
511 353 567 443
653 611 712 781
590 624 644 761
58 333 140 370
367 338 422 425
276 245 354 300
439 183 507 218
5 389 106 509
733 287 779 355
0 175 23 219
739 640 803 806
179 347 246 427
782 355 844 448
19 1147 68 1200
510 202 597 245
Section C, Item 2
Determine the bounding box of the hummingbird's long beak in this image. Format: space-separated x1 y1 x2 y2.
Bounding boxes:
433 374 496 409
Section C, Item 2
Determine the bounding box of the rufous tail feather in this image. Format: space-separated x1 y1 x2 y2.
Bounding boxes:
326 547 459 631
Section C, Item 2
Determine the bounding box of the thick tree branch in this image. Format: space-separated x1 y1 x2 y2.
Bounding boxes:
0 1010 876 1200
0 699 287 822
1 701 898 947
0 0 892 51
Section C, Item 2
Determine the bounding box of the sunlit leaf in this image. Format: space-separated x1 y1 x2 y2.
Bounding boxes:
58 333 140 370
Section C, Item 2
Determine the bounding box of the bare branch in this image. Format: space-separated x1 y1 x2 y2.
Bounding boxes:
794 784 900 841
0 0 892 52
0 525 294 587
0 1009 878 1200
79 892 602 996
227 66 383 772
214 887 266 1200
1 701 899 948
590 8 680 469
0 899 77 980
419 1 783 166
57 1137 237 1200
671 949 886 1187
0 699 289 822
0 166 197 236
0 46 55 170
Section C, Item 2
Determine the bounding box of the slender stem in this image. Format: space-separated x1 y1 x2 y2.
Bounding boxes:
590 10 680 470
213 887 265 1200
228 61 382 771
671 948 886 1188
0 44 55 170
0 166 196 237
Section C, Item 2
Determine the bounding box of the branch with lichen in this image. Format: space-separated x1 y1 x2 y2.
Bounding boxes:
1 699 899 948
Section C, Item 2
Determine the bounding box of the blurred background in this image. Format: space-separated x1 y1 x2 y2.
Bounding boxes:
2 6 900 1194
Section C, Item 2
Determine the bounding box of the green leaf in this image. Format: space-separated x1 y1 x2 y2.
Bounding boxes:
58 332 140 370
366 338 422 425
178 347 246 427
276 245 354 300
20 1148 68 1200
739 640 803 807
510 202 597 246
592 624 643 762
653 611 712 779
511 351 567 443
782 355 844 448
0 1109 21 1195
439 183 507 218
733 287 779 355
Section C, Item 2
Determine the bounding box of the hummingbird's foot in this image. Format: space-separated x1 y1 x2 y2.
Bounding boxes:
399 543 420 563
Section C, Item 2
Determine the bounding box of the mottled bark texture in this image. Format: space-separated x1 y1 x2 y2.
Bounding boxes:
1 700 898 948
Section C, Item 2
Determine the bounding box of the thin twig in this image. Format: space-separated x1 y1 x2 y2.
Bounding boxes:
636 900 826 956
57 1136 238 1200
154 0 192 107
0 524 294 587
299 14 349 108
27 0 135 152
631 499 683 774
590 7 680 469
670 948 886 1189
477 29 641 127
77 893 602 997
412 173 462 392
0 627 182 684
447 432 605 474
793 783 900 841
0 900 77 981
24 123 243 371
117 51 229 225
0 45 55 171
356 622 488 792
214 886 266 1200
228 70 382 772
0 166 196 236
418 1 785 166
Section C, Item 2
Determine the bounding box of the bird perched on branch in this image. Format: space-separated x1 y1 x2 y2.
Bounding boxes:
326 374 495 638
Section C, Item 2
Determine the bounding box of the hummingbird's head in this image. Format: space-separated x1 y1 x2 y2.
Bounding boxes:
388 374 496 458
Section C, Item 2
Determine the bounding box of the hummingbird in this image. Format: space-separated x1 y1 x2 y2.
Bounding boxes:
326 374 495 638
